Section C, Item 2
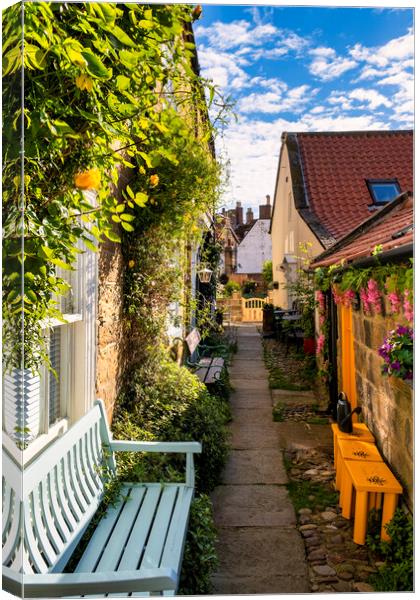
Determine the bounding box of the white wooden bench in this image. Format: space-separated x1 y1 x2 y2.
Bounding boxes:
2 399 201 598
184 328 225 385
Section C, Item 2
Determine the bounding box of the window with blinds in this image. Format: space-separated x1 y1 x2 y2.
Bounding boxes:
48 327 61 426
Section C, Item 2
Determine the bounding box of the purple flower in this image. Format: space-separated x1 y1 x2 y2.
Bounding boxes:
391 361 401 371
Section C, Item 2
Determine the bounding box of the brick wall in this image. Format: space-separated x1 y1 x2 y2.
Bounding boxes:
96 239 127 424
340 306 413 508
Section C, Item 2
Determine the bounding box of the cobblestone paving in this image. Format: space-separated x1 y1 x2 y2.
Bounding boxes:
286 446 379 593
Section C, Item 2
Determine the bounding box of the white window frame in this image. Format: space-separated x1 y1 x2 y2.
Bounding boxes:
3 207 98 465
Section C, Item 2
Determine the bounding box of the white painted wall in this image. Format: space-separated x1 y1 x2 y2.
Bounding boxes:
237 219 272 274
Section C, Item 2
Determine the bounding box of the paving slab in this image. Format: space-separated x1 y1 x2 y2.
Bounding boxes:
230 407 274 423
212 484 295 526
211 324 310 594
229 422 281 449
220 449 288 485
230 378 271 390
212 527 309 583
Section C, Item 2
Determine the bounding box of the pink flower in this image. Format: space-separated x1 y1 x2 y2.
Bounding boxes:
387 291 401 314
359 287 370 313
342 289 355 308
332 287 342 305
316 334 325 355
366 279 382 314
319 314 326 326
403 289 413 322
316 290 325 308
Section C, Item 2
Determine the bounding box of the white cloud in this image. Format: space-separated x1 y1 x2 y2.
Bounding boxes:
198 46 250 91
195 20 277 51
217 112 390 210
350 29 413 68
238 85 315 114
349 88 392 109
309 47 357 81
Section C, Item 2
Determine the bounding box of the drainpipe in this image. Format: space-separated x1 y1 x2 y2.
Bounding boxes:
327 289 338 420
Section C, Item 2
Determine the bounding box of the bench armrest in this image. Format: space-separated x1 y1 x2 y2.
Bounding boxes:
109 440 202 453
3 566 177 597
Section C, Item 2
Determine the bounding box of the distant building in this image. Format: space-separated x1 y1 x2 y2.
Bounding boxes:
219 195 272 276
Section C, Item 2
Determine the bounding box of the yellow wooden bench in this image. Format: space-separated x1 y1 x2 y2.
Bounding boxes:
339 459 403 545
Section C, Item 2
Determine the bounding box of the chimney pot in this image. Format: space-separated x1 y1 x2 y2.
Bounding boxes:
266 194 271 205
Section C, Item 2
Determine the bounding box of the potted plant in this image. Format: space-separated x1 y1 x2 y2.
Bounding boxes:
262 302 275 334
378 325 413 383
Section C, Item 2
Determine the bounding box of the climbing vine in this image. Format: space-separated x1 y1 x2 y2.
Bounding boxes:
2 2 225 372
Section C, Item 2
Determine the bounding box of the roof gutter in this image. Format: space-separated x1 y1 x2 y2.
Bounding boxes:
312 242 413 272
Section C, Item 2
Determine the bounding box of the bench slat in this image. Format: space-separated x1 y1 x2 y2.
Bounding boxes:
140 486 178 571
40 476 65 555
113 485 162 572
74 494 127 573
48 467 73 541
68 447 89 514
2 478 14 539
31 484 58 568
95 486 146 572
24 494 49 573
2 495 21 566
3 566 177 597
160 486 194 581
73 439 94 507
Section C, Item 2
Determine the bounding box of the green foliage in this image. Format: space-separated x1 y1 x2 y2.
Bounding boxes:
314 260 413 298
241 279 257 295
112 349 230 494
272 401 285 421
286 480 339 513
262 259 273 285
2 2 224 372
223 280 240 297
179 494 219 595
366 508 413 591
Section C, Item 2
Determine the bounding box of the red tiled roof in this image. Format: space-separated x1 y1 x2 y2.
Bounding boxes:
311 193 413 268
296 130 413 240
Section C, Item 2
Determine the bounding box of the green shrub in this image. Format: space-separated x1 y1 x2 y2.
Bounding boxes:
367 508 413 591
179 494 219 595
224 280 240 297
112 350 230 494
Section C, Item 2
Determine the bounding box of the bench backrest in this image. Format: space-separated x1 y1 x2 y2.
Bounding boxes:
2 401 113 575
185 328 201 355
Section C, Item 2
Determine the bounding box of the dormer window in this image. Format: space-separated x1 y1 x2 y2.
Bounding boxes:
367 179 401 205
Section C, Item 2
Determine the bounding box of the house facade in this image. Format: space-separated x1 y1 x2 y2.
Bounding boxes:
311 192 413 507
270 130 413 308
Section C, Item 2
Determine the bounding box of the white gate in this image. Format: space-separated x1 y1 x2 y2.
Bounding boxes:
241 297 268 322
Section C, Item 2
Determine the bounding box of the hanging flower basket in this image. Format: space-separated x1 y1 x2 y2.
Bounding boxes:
378 326 413 381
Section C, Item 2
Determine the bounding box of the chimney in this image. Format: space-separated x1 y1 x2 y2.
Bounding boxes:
259 195 272 219
235 201 243 226
246 207 254 224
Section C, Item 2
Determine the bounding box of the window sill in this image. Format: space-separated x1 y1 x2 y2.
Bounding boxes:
2 418 69 467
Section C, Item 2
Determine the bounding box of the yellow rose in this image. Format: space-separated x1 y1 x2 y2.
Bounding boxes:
75 74 93 92
74 168 101 190
149 174 159 187
128 260 135 268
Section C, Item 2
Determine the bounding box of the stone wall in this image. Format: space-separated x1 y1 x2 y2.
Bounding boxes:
217 292 243 322
96 239 127 424
339 307 413 509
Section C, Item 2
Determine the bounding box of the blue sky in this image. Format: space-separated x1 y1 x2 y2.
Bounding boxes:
193 5 414 212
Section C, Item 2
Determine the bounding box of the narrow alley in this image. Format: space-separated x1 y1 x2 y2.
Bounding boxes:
211 324 310 594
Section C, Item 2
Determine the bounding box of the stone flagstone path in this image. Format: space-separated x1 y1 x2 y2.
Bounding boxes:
211 324 310 594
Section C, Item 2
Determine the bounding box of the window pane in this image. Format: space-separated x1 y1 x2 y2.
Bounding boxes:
371 183 400 203
49 328 61 425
